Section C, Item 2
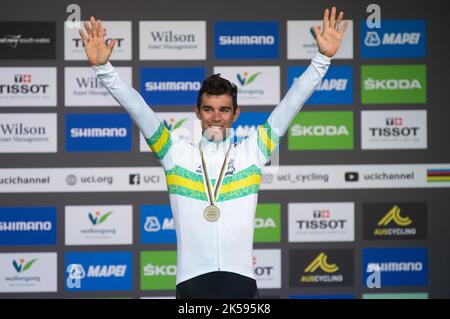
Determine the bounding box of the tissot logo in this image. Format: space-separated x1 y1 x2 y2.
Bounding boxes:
65 21 131 60
289 249 353 287
361 20 426 58
288 202 354 242
363 203 427 240
0 22 56 59
361 110 427 150
214 21 279 59
0 68 57 107
253 249 281 288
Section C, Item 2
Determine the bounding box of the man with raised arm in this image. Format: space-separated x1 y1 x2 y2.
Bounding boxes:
79 7 349 299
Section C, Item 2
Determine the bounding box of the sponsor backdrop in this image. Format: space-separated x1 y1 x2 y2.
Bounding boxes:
0 0 449 299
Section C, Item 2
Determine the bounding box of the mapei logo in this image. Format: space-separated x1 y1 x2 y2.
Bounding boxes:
88 210 113 226
12 258 37 273
65 114 132 152
288 66 353 104
362 248 428 287
215 21 279 59
361 20 426 58
65 252 132 291
140 67 205 105
304 253 338 273
236 72 261 86
141 205 176 244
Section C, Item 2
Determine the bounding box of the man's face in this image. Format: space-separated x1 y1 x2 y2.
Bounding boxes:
195 93 240 142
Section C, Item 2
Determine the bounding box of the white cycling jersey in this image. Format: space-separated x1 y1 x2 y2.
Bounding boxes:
93 52 331 284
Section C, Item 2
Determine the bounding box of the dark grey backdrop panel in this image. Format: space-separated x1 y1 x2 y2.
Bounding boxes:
0 0 449 298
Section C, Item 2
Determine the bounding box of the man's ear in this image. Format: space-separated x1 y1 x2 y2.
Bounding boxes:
194 106 201 120
233 105 240 122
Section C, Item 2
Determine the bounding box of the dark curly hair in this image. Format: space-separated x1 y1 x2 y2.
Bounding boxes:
196 74 238 114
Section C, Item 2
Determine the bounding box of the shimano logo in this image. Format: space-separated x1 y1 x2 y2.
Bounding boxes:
143 263 177 276
291 125 349 137
367 262 423 272
70 127 127 138
87 265 127 277
0 221 52 231
364 78 422 90
219 35 275 46
145 81 201 91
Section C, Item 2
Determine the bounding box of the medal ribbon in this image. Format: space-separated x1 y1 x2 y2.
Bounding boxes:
199 143 232 206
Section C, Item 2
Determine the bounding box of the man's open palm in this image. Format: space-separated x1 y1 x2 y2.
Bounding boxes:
79 17 116 66
312 7 350 58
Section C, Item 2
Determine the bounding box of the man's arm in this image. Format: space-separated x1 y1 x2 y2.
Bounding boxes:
267 7 349 137
79 17 171 162
253 7 349 165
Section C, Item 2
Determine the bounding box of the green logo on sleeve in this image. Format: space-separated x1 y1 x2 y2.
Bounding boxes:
288 111 354 150
140 251 177 290
254 203 281 243
361 65 426 104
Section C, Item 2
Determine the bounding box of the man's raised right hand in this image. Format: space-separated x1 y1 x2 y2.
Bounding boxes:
79 16 116 66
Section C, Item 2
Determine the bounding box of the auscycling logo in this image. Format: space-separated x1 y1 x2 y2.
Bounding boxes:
363 203 426 240
236 72 261 86
12 258 37 273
